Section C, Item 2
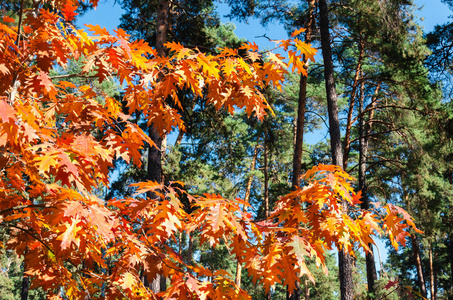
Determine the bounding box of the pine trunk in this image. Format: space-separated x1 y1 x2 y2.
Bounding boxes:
156 0 169 57
264 140 273 300
449 176 453 296
21 249 29 300
287 283 301 300
429 241 436 300
21 273 29 300
292 0 315 189
147 0 170 294
289 3 315 298
450 234 453 296
318 0 353 299
235 146 258 288
358 64 377 298
411 234 427 298
264 142 269 219
342 44 363 169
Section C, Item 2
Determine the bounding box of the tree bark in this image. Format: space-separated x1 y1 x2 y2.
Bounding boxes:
304 278 310 300
21 264 29 300
156 0 169 57
175 130 184 147
358 67 378 298
21 244 29 300
148 128 163 186
411 234 427 298
264 140 273 300
289 3 315 299
235 146 258 288
342 44 363 170
450 234 453 296
318 0 353 299
264 142 269 220
292 0 315 190
449 175 453 296
429 241 436 300
147 0 170 295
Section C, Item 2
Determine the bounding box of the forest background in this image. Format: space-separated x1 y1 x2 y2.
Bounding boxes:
76 0 451 254
1 0 453 299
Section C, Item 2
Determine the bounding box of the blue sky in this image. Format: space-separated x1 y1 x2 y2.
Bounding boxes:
78 0 451 47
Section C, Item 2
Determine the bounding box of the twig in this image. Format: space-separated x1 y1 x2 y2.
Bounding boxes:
379 286 399 300
1 223 55 255
0 204 55 215
15 0 25 47
140 229 185 274
11 0 25 90
50 73 101 80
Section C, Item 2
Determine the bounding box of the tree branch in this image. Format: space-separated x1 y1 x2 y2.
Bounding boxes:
0 204 55 215
49 73 101 80
15 0 25 47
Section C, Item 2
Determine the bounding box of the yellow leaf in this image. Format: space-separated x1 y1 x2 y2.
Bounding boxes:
120 272 136 291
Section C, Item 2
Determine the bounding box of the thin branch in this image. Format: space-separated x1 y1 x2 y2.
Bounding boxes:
305 110 329 128
379 286 399 300
49 73 101 80
140 229 185 274
183 44 216 53
0 204 54 215
345 127 405 152
1 223 55 255
361 104 425 119
11 0 25 90
15 0 25 47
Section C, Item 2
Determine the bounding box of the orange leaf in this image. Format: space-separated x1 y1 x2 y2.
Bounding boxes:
61 2 78 21
58 218 81 249
37 71 54 92
85 24 109 36
0 100 17 122
3 15 15 23
291 27 306 37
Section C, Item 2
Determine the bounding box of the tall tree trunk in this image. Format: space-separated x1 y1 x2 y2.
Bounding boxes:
411 234 427 298
450 234 453 296
156 0 169 57
364 83 381 145
264 142 269 220
434 250 438 299
161 132 167 180
429 241 436 300
342 43 363 170
318 0 353 299
358 67 378 298
235 146 259 288
449 174 453 296
292 0 315 190
21 260 29 300
264 140 272 300
289 2 315 299
147 0 170 295
21 276 29 300
18 3 29 297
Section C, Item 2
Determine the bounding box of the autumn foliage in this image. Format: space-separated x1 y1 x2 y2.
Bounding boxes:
0 1 420 299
